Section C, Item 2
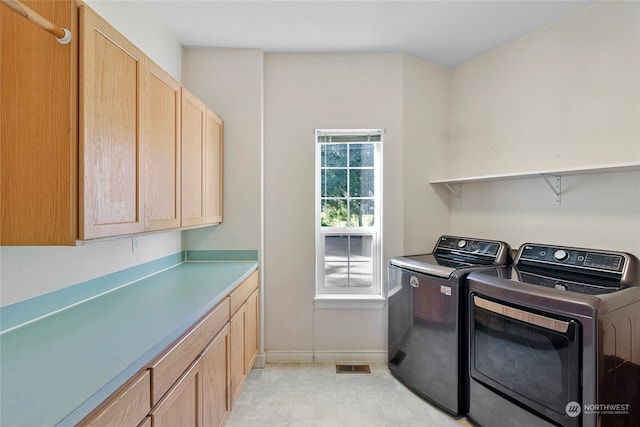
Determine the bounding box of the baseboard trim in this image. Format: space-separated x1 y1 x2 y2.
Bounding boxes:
254 352 267 368
266 350 387 364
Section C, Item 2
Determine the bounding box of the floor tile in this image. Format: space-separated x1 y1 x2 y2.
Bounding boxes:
228 363 471 426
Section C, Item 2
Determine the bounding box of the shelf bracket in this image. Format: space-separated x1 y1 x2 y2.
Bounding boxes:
442 183 463 205
541 174 561 205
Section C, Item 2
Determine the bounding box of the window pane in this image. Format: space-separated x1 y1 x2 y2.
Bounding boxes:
321 169 347 197
349 199 375 227
349 235 373 287
322 144 347 167
316 132 381 296
349 169 374 197
321 199 347 227
325 235 349 287
349 144 374 167
324 235 373 288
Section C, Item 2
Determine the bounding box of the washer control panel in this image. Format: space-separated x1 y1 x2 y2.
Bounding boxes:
518 244 625 273
436 236 500 257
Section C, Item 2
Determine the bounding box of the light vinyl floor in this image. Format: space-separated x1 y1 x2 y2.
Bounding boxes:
226 363 474 427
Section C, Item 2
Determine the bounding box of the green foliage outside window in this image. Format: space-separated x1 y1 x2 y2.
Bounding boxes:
320 143 375 227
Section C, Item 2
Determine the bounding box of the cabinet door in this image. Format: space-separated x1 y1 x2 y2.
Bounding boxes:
181 89 206 227
201 324 230 427
79 5 145 239
245 289 259 374
145 60 181 231
229 304 246 406
150 360 202 427
204 109 223 224
1 0 77 245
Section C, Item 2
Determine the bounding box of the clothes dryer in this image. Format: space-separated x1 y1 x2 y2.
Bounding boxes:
467 243 640 427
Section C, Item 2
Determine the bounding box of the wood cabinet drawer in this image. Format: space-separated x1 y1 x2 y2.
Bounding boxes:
229 270 259 316
148 297 229 405
79 371 150 427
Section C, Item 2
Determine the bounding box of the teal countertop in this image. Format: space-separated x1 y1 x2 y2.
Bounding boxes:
0 255 258 427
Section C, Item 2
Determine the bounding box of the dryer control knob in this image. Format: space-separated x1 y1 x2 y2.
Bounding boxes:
554 250 569 261
457 240 468 249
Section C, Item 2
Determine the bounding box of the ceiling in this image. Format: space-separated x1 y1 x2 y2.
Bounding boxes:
147 0 597 68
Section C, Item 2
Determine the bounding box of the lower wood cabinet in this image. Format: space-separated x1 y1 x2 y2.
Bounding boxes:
148 298 230 406
229 304 247 406
78 371 150 427
150 360 202 427
80 270 258 427
202 324 231 427
229 271 259 406
245 290 259 375
149 323 231 427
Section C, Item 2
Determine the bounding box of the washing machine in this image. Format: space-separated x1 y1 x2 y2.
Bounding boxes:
466 243 640 427
387 235 512 416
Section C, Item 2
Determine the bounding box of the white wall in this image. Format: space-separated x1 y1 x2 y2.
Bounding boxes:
448 1 640 255
402 55 450 255
0 1 183 307
450 1 639 176
181 49 263 251
85 0 182 81
263 53 449 360
450 172 640 254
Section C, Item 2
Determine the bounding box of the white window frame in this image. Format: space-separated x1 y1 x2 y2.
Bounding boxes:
314 129 385 309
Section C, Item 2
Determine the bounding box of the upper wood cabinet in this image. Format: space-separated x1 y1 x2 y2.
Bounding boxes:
181 88 207 227
145 60 182 231
1 0 78 245
79 4 146 240
181 91 225 228
1 1 224 245
205 110 224 225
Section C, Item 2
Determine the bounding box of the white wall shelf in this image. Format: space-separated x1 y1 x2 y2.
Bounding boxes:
431 161 640 205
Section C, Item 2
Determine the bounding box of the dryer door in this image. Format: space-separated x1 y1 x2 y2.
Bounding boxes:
470 294 582 427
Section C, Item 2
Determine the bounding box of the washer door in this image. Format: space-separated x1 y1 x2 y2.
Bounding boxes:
388 266 463 415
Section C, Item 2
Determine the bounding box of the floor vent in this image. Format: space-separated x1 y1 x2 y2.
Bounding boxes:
336 364 371 374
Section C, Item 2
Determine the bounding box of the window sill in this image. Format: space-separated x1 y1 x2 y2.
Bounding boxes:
313 294 386 309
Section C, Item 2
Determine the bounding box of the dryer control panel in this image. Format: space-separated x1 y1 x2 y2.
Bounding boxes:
516 244 639 286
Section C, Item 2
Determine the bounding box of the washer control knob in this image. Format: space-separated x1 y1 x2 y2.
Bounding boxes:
457 240 468 249
554 250 569 261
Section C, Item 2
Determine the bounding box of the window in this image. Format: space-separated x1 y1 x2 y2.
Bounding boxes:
315 129 383 306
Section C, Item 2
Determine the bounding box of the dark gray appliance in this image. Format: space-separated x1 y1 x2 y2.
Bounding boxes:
387 235 512 416
467 243 640 427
